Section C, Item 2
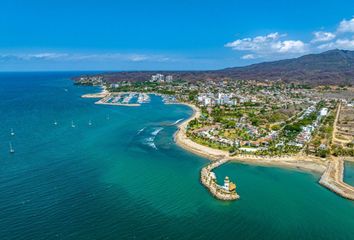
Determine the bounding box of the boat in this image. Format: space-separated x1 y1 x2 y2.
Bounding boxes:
88 120 92 126
9 142 14 153
71 121 76 128
53 120 58 126
10 128 15 136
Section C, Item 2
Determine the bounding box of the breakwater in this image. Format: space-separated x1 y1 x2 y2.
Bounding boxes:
319 158 354 200
200 158 240 201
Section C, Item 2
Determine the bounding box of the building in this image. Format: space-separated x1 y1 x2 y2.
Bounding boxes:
320 108 328 117
223 176 236 192
151 74 165 82
165 75 173 82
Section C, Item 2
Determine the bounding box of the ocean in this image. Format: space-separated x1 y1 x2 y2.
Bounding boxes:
0 72 354 240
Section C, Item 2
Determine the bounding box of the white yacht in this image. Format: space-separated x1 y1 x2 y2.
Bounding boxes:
9 142 14 153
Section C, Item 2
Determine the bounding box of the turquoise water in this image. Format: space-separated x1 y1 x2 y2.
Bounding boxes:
344 162 354 186
1 72 354 240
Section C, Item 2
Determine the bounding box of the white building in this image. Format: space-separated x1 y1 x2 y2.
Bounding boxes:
320 108 328 117
165 75 173 82
151 74 165 82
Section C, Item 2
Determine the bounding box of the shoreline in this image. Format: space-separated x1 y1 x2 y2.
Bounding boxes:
174 102 327 174
81 85 109 98
174 102 229 161
79 89 354 200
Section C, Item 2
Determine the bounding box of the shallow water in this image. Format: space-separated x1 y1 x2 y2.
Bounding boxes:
1 72 354 240
344 161 354 186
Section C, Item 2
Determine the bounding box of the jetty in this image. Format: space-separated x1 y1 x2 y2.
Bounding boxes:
319 158 354 200
200 158 240 201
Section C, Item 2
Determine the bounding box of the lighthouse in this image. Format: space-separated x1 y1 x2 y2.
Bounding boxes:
223 176 230 190
223 176 236 193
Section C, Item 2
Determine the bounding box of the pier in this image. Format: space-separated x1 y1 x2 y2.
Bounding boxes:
319 158 354 200
200 158 240 201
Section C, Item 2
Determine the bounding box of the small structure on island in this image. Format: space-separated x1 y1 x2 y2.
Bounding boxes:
223 176 237 193
200 159 240 200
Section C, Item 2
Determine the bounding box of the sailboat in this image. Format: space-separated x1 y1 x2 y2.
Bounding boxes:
10 128 15 136
71 120 76 128
9 142 14 153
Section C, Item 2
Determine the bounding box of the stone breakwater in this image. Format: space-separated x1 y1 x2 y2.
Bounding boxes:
200 158 240 201
319 158 354 200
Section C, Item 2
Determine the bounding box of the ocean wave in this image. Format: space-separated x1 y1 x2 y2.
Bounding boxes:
172 118 184 125
151 127 163 136
137 127 145 135
143 136 157 149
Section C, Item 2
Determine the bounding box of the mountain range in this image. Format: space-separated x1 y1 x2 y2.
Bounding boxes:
81 49 354 85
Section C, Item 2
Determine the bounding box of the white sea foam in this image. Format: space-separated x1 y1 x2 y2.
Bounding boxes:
143 136 157 149
151 127 163 136
147 142 157 149
172 118 184 125
137 127 145 135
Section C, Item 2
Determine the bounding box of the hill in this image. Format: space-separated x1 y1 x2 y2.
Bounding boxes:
77 49 354 85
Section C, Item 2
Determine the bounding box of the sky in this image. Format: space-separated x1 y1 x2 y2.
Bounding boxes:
0 0 354 71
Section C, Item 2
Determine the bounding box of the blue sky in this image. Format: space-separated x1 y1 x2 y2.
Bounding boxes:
1 0 354 71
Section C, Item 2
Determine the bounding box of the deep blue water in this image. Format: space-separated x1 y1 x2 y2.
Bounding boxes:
1 72 354 240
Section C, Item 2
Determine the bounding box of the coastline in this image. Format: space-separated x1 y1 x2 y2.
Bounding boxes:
174 102 229 161
79 89 354 200
174 102 327 174
81 85 109 98
81 88 328 175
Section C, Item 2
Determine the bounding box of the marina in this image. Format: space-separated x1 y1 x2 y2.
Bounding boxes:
95 92 150 107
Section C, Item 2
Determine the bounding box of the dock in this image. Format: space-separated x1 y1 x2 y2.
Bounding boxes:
94 92 150 107
200 158 240 201
319 158 354 200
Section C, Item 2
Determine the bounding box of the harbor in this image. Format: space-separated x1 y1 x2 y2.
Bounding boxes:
95 92 150 107
319 158 354 200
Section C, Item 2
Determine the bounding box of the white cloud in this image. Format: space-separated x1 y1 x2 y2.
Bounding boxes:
226 32 307 58
338 17 354 33
272 40 306 53
16 52 69 60
226 17 354 61
0 52 172 63
128 54 148 62
225 32 282 51
318 38 354 50
241 54 256 60
311 31 336 43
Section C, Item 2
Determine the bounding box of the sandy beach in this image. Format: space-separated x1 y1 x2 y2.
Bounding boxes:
81 86 109 98
174 103 229 160
174 102 328 174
